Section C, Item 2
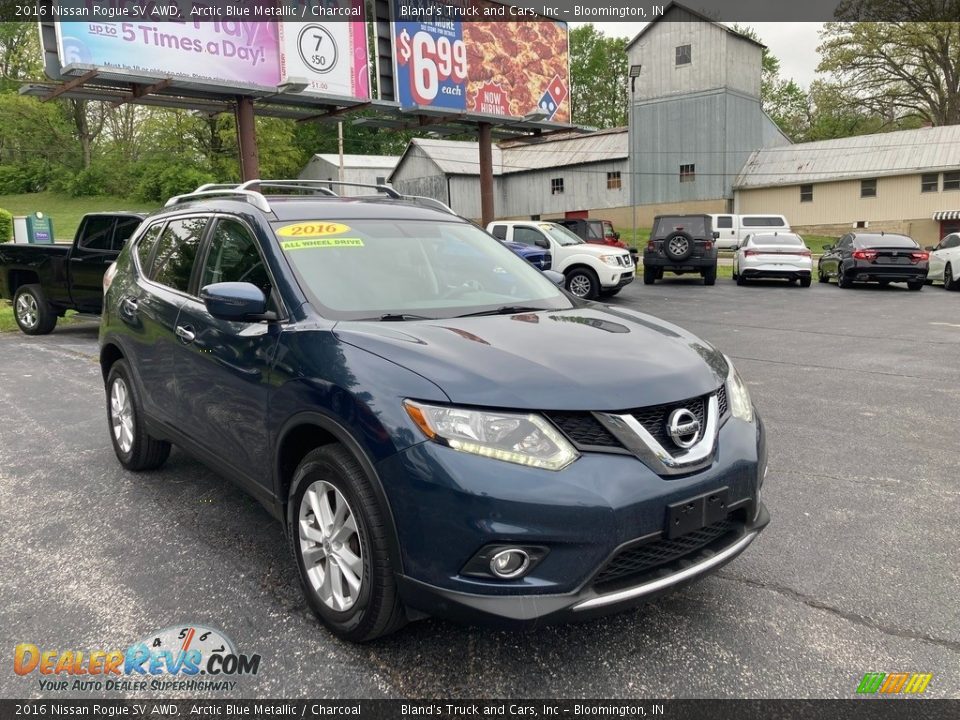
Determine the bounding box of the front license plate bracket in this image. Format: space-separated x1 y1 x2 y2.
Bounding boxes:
666 487 729 538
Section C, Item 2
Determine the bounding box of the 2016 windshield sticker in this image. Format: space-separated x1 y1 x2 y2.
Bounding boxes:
276 222 351 238
281 238 364 250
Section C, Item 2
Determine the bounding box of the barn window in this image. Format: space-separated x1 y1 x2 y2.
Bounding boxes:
800 184 813 202
676 45 692 66
943 171 960 191
679 164 695 183
376 176 386 185
861 178 877 198
921 173 938 193
551 177 564 195
606 171 622 190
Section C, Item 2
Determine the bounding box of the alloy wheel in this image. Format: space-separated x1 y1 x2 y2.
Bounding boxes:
568 274 592 298
110 377 135 454
15 293 38 330
668 237 689 256
298 481 363 612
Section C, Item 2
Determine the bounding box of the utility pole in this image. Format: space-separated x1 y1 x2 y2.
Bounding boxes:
235 96 259 182
478 122 494 225
629 65 642 249
337 121 345 183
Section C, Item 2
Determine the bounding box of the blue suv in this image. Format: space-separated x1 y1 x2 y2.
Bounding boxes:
100 181 769 642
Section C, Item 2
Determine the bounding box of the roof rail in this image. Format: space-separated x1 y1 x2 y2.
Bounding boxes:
399 195 457 215
237 178 403 199
164 188 272 213
236 180 339 197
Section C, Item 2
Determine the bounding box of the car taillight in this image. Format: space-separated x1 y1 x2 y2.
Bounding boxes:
852 250 877 260
103 261 118 294
647 241 656 251
798 249 812 257
744 250 760 257
703 241 713 251
910 251 929 263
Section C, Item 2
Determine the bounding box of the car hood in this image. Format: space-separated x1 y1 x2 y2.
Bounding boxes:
565 243 629 258
333 305 727 411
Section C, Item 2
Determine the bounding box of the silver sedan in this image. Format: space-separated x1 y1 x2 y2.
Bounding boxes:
733 233 813 287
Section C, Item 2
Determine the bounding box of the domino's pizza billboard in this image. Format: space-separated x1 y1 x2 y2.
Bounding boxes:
392 0 570 122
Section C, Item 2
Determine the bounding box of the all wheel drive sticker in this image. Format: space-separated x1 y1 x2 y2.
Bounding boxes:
277 222 365 250
12 625 261 692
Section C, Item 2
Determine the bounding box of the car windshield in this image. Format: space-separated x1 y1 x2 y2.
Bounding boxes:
540 223 585 246
857 235 918 248
272 219 570 320
656 216 707 236
602 221 617 238
751 234 804 246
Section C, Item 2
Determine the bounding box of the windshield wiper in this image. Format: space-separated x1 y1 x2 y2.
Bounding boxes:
455 305 547 318
378 313 436 322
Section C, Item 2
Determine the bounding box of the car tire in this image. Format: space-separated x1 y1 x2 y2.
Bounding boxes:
643 266 657 285
288 445 407 642
105 359 171 471
664 232 694 262
907 280 924 291
736 273 747 286
818 268 829 283
702 266 717 286
945 263 957 291
13 284 57 336
837 269 852 288
799 276 812 288
565 268 600 299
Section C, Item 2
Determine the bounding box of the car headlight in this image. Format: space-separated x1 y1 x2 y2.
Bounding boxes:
724 356 754 423
404 401 579 471
599 254 623 267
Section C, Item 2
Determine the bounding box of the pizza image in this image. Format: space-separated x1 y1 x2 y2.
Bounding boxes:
462 18 570 122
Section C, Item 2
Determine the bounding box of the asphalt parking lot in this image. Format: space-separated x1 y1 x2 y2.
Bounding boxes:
1 278 958 700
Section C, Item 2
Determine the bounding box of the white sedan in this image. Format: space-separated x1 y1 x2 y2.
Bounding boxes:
926 233 960 290
733 233 813 287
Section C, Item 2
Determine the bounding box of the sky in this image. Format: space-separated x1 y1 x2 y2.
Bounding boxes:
574 22 825 88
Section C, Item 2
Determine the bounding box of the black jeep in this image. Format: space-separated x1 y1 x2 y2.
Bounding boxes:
643 214 719 286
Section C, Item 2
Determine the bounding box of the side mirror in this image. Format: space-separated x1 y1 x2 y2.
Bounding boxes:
712 231 720 239
200 282 274 322
925 245 935 251
613 232 621 240
542 269 565 286
535 237 550 249
822 245 833 252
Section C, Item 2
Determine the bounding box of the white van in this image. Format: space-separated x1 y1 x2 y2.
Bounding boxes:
709 214 791 250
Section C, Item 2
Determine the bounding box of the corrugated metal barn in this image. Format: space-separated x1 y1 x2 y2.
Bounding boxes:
299 154 400 195
625 2 790 221
388 131 629 223
735 125 960 244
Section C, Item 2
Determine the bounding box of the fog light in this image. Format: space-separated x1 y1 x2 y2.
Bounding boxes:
489 549 530 578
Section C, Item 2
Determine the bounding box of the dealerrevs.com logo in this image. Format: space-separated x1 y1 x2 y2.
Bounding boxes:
13 625 261 692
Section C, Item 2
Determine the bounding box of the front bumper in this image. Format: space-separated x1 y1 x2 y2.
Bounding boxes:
377 411 768 628
397 502 768 628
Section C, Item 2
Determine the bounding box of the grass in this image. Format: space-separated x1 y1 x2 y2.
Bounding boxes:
0 191 155 241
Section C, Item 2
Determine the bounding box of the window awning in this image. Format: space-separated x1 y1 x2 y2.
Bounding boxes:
933 210 960 220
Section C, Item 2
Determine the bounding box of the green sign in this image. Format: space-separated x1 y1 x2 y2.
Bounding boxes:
26 212 53 244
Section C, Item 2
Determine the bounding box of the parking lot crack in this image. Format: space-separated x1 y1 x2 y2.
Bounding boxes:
715 573 960 653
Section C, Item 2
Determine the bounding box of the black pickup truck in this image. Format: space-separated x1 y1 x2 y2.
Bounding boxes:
0 212 144 334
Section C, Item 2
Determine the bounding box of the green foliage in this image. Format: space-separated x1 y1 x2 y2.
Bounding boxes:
0 207 12 242
136 164 218 203
569 25 628 128
818 21 960 126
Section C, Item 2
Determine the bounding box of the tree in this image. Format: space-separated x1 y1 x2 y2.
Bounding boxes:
732 24 811 140
818 21 960 126
0 22 42 90
569 25 628 128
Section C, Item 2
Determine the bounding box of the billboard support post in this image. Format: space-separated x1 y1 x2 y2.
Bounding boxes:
235 96 260 182
479 122 494 226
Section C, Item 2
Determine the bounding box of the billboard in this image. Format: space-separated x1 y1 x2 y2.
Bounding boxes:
52 2 369 100
391 0 570 122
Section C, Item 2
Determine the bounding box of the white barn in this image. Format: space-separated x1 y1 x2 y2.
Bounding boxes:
299 154 400 196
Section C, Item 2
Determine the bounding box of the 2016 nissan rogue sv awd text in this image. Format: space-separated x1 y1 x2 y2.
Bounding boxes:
99 181 769 642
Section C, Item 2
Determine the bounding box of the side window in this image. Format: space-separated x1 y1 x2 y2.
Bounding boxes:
716 216 733 229
585 222 603 240
201 220 271 299
113 216 143 250
78 216 116 251
134 223 164 275
839 235 853 250
513 226 544 247
150 217 207 293
490 225 507 240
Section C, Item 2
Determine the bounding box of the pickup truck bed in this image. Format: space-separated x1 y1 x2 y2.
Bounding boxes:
1 212 144 334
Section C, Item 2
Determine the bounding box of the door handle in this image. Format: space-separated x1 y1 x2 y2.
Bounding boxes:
175 325 196 343
119 297 139 322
